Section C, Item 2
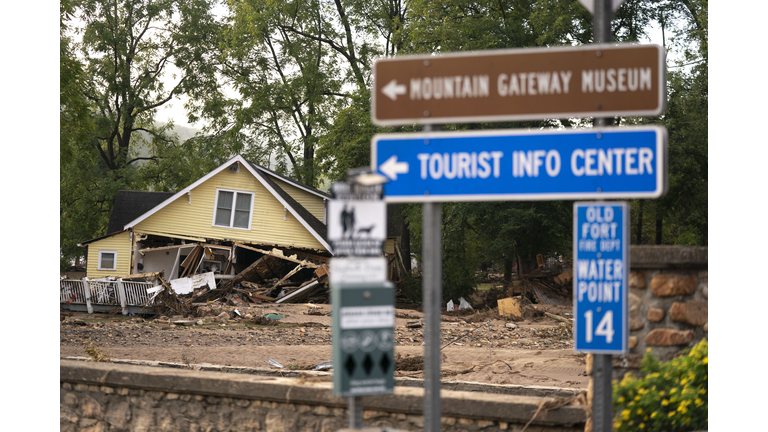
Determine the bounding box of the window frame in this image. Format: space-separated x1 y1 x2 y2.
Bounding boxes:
98 250 117 271
212 188 254 230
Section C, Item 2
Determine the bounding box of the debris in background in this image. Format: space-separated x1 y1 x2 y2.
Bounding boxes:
497 296 523 318
458 297 473 310
169 272 216 295
447 300 455 311
313 361 333 371
268 359 283 368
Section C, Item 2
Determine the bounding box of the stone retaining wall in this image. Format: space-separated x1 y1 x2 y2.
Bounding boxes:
621 245 708 369
61 360 587 432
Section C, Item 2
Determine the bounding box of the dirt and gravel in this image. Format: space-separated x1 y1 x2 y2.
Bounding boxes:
60 302 589 389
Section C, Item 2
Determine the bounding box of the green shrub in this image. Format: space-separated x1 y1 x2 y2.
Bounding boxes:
612 338 708 431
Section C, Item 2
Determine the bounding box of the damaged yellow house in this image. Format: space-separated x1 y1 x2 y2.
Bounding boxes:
80 155 332 280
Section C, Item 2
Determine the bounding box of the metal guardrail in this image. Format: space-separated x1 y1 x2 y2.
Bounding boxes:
60 279 157 314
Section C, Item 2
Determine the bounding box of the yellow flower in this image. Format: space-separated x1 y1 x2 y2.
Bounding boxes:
614 421 622 429
618 396 625 403
668 411 676 417
622 409 630 420
639 423 645 429
695 398 704 407
661 399 669 406
703 356 708 365
651 412 658 419
637 408 643 415
670 387 677 394
681 378 689 385
634 395 641 401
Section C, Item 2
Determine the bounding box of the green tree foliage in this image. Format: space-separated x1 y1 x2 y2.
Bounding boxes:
60 0 221 269
189 0 390 186
628 0 707 246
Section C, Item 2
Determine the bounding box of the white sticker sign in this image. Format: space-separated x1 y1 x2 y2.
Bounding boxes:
328 200 387 242
330 257 388 284
340 306 395 329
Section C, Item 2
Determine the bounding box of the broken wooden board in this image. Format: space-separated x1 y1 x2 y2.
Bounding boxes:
554 269 574 286
114 271 164 281
314 264 329 280
234 243 320 268
529 280 571 306
497 297 523 318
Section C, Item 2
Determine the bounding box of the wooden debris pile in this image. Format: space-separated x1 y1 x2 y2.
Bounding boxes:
190 247 330 305
518 268 573 306
133 245 331 315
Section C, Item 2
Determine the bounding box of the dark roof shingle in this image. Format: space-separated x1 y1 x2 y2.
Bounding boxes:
106 190 175 234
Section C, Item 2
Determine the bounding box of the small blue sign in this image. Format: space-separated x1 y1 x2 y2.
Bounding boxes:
573 202 628 354
371 126 666 202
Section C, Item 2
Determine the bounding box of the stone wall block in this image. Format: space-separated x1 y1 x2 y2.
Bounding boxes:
78 418 103 431
629 271 646 289
645 329 695 346
132 406 154 431
186 401 204 418
62 392 78 408
628 291 642 314
629 317 644 331
670 301 708 326
155 407 176 432
320 417 341 432
651 274 697 297
647 308 665 322
629 336 638 349
266 410 297 432
105 401 132 429
81 394 104 420
61 405 79 424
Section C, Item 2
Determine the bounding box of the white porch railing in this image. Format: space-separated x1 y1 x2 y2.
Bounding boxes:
60 279 158 314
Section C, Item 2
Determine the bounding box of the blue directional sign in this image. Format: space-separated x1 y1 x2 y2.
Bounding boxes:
371 126 667 202
573 202 628 354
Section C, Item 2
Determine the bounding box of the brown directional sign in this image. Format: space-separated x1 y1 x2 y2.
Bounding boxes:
372 43 665 126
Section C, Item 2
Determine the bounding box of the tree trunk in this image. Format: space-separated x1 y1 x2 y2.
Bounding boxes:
503 256 513 281
635 200 644 244
655 201 663 245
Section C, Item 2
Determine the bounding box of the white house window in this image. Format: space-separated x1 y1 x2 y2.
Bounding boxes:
213 189 253 229
98 250 117 271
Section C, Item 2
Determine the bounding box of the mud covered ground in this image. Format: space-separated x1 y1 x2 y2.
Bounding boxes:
60 303 588 389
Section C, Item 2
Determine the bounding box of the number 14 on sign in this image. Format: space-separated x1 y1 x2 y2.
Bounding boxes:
583 310 615 344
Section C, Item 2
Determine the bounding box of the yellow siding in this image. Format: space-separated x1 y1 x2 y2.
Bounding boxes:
86 231 132 279
271 178 327 223
134 169 327 251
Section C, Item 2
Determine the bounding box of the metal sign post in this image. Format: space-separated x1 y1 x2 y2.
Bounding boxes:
590 1 620 431
422 122 443 432
329 178 394 429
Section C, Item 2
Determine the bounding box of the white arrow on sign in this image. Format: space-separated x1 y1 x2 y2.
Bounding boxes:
381 79 407 101
379 155 409 180
578 0 625 14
